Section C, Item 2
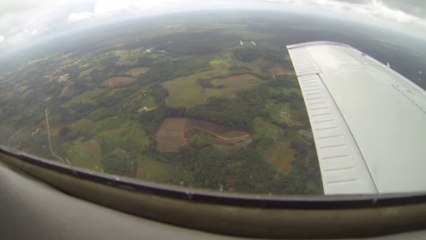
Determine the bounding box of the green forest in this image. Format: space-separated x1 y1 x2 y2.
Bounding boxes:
0 19 322 195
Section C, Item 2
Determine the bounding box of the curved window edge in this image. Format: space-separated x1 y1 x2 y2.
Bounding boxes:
1 144 426 238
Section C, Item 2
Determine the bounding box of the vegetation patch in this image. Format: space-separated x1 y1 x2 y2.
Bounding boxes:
102 76 137 88
127 67 150 77
266 143 296 177
156 117 252 152
123 87 159 111
113 49 145 65
102 148 136 177
136 155 193 184
162 73 262 108
95 120 150 155
156 117 188 152
269 67 294 78
69 118 94 135
65 139 102 170
185 119 251 150
265 101 295 126
252 117 284 141
63 88 107 107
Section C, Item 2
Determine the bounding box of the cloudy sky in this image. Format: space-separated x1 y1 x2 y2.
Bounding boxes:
0 0 425 48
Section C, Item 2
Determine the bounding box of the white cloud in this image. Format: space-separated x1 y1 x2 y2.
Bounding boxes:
0 0 426 48
0 35 5 44
309 0 425 26
94 0 133 15
369 0 418 23
0 0 92 46
68 11 94 22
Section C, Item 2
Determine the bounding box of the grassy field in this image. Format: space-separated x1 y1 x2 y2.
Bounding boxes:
265 101 295 126
68 116 150 156
95 120 150 154
63 88 108 107
266 142 295 177
208 53 234 74
65 138 102 170
269 66 295 78
113 48 145 66
127 67 150 77
252 117 284 141
136 155 193 184
162 73 262 108
156 117 188 152
102 76 137 88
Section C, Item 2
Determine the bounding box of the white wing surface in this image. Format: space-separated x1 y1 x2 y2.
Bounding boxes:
287 41 426 195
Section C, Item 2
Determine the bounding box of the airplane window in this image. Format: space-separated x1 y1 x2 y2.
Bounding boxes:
0 0 425 198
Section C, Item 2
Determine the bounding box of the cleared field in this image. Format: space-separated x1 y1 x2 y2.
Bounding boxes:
127 67 150 77
186 119 251 150
156 118 188 152
102 76 137 88
266 142 295 177
186 119 229 134
162 73 262 108
156 118 251 152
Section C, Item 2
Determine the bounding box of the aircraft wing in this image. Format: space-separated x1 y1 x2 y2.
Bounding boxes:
287 41 426 195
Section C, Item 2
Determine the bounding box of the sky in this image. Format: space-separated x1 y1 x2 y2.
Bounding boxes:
0 0 425 49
